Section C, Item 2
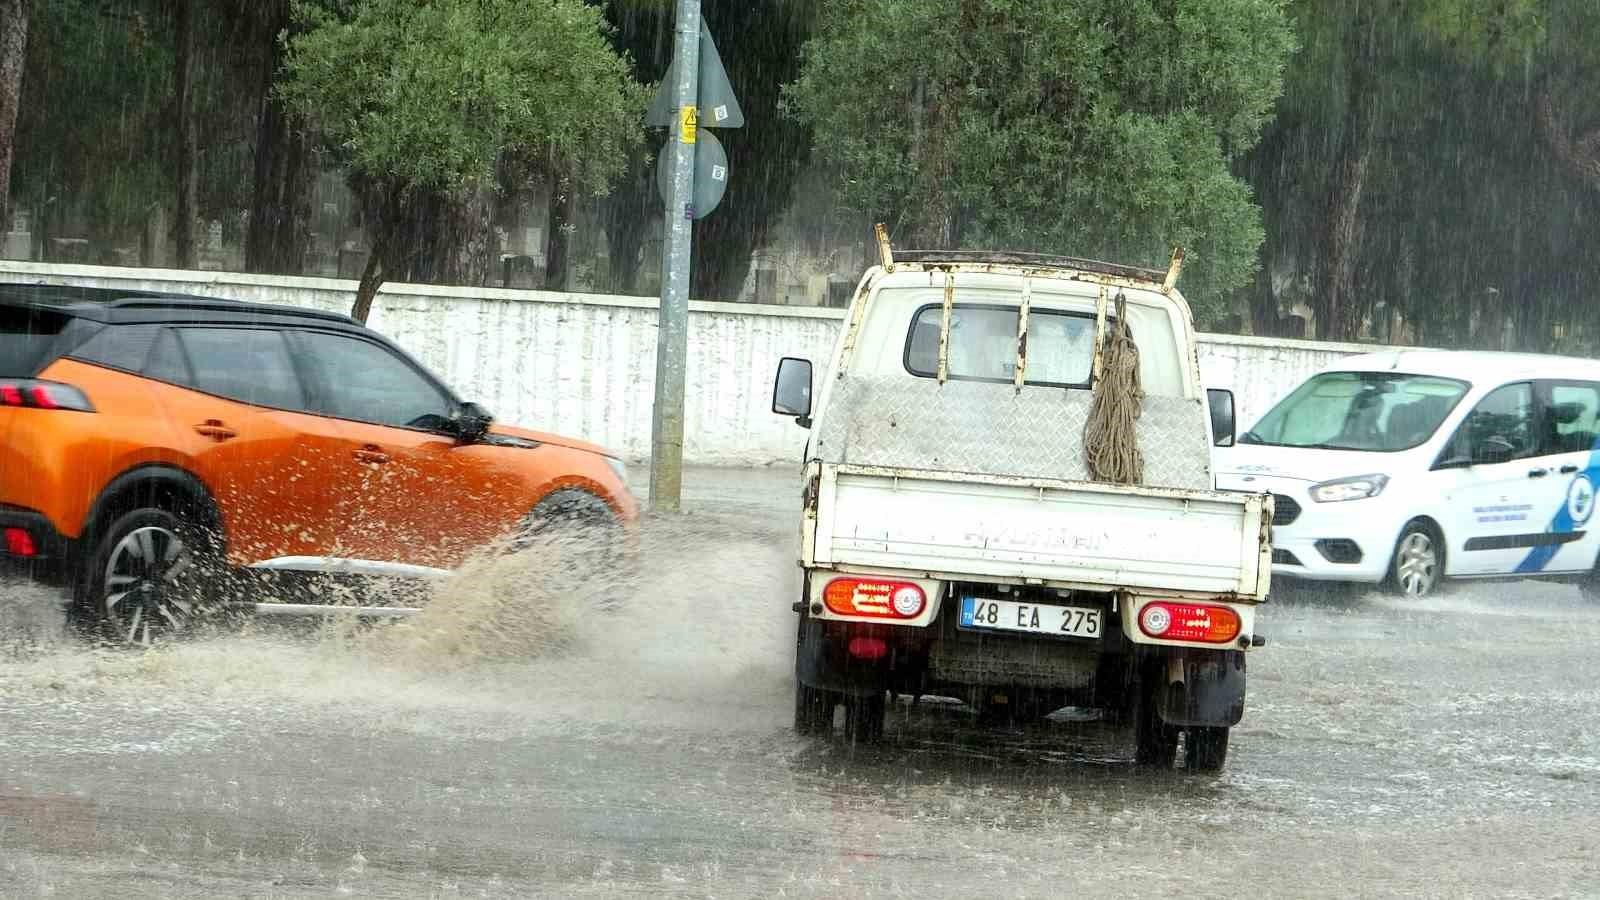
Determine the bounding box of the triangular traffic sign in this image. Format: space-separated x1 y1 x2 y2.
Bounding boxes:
646 21 745 129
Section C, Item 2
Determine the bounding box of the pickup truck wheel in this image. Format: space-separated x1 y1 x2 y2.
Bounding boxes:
1133 677 1179 767
842 693 886 744
1386 521 1444 598
794 682 839 735
1184 726 1230 772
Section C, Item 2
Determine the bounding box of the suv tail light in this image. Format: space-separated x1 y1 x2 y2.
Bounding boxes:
4 527 37 557
822 578 927 619
1138 601 1241 643
0 380 94 412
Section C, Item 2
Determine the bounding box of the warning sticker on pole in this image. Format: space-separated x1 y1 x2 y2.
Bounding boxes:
680 106 698 144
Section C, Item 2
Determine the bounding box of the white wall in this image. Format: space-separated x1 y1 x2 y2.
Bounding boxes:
0 261 1389 465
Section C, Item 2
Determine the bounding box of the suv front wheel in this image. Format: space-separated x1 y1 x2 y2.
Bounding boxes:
77 508 219 647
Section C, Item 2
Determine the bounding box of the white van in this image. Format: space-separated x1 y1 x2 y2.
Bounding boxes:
1215 350 1600 598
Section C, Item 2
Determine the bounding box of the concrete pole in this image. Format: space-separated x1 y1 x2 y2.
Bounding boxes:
650 0 701 513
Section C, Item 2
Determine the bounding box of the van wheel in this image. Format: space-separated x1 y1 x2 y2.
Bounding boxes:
794 681 839 735
1185 726 1230 772
78 508 218 647
1386 521 1444 598
842 692 886 744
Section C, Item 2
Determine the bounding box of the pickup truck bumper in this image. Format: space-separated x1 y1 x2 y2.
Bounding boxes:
796 597 1249 728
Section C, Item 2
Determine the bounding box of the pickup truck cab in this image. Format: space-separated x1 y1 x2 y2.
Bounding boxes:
771 246 1271 770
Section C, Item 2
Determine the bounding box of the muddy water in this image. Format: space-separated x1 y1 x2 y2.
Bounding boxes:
2 469 1599 898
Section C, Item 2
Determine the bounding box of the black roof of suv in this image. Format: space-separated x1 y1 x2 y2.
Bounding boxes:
0 283 359 328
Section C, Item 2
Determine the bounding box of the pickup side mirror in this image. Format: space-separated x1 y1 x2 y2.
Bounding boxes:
773 357 814 428
452 401 494 444
1207 389 1236 448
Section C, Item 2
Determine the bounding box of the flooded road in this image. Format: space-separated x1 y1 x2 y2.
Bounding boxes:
2 468 1599 898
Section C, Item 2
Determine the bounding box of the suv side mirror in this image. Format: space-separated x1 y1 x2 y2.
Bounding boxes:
452 401 494 444
1207 389 1236 447
773 357 814 428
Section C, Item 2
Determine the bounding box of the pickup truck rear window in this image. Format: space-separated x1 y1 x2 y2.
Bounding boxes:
904 303 1100 388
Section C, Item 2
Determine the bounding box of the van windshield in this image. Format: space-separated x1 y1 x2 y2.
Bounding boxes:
1242 371 1469 452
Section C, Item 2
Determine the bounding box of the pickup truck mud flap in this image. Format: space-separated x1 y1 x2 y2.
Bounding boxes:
796 617 888 697
1151 650 1247 728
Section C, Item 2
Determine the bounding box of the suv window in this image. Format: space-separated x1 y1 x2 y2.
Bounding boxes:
70 323 161 373
1446 382 1539 464
0 306 75 376
175 328 307 411
905 304 1099 388
1544 382 1600 456
295 330 454 430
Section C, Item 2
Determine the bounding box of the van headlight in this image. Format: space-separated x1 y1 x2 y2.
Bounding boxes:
1309 474 1390 503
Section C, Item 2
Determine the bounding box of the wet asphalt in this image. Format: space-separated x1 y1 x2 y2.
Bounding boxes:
1 467 1598 898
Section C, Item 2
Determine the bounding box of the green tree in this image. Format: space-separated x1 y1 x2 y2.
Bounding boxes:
787 0 1295 321
279 0 646 321
1242 0 1600 347
0 0 28 234
598 0 818 300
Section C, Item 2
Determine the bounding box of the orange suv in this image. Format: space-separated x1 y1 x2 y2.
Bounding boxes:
0 285 636 642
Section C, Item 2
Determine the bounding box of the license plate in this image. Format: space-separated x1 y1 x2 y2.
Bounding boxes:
958 596 1103 639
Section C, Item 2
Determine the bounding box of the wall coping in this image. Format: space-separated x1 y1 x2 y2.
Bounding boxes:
0 260 1409 351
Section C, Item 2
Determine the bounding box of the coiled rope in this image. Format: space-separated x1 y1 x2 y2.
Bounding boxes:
1084 291 1144 484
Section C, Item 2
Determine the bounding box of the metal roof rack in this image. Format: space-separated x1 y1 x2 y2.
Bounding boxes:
0 283 355 325
889 249 1169 284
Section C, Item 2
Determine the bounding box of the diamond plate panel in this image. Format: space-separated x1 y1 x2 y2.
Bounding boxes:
816 376 1212 490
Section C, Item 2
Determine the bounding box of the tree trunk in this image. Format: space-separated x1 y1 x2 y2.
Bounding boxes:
246 4 313 275
544 169 577 291
428 185 496 287
1249 249 1280 337
1312 3 1378 343
1535 82 1600 192
173 0 199 269
352 244 385 324
0 0 29 236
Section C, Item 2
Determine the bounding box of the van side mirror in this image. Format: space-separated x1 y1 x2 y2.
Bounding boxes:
773 357 814 428
1207 389 1236 447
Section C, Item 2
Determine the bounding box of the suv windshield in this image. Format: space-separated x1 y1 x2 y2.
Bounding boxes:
0 306 73 376
1242 371 1469 452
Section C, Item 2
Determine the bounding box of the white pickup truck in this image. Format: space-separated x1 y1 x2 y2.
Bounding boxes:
771 242 1272 770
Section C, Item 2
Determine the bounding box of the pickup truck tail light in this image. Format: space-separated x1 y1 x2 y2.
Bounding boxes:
1138 602 1241 643
822 578 926 619
0 380 94 412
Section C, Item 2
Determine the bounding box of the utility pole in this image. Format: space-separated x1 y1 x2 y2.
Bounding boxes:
649 0 702 513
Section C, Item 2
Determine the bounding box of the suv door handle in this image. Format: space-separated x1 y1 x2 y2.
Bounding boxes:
1560 464 1582 475
1528 467 1550 478
194 420 237 441
352 446 390 465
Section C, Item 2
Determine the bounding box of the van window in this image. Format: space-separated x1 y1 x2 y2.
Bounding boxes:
1545 382 1600 455
1243 372 1469 452
904 304 1098 387
1446 382 1538 463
